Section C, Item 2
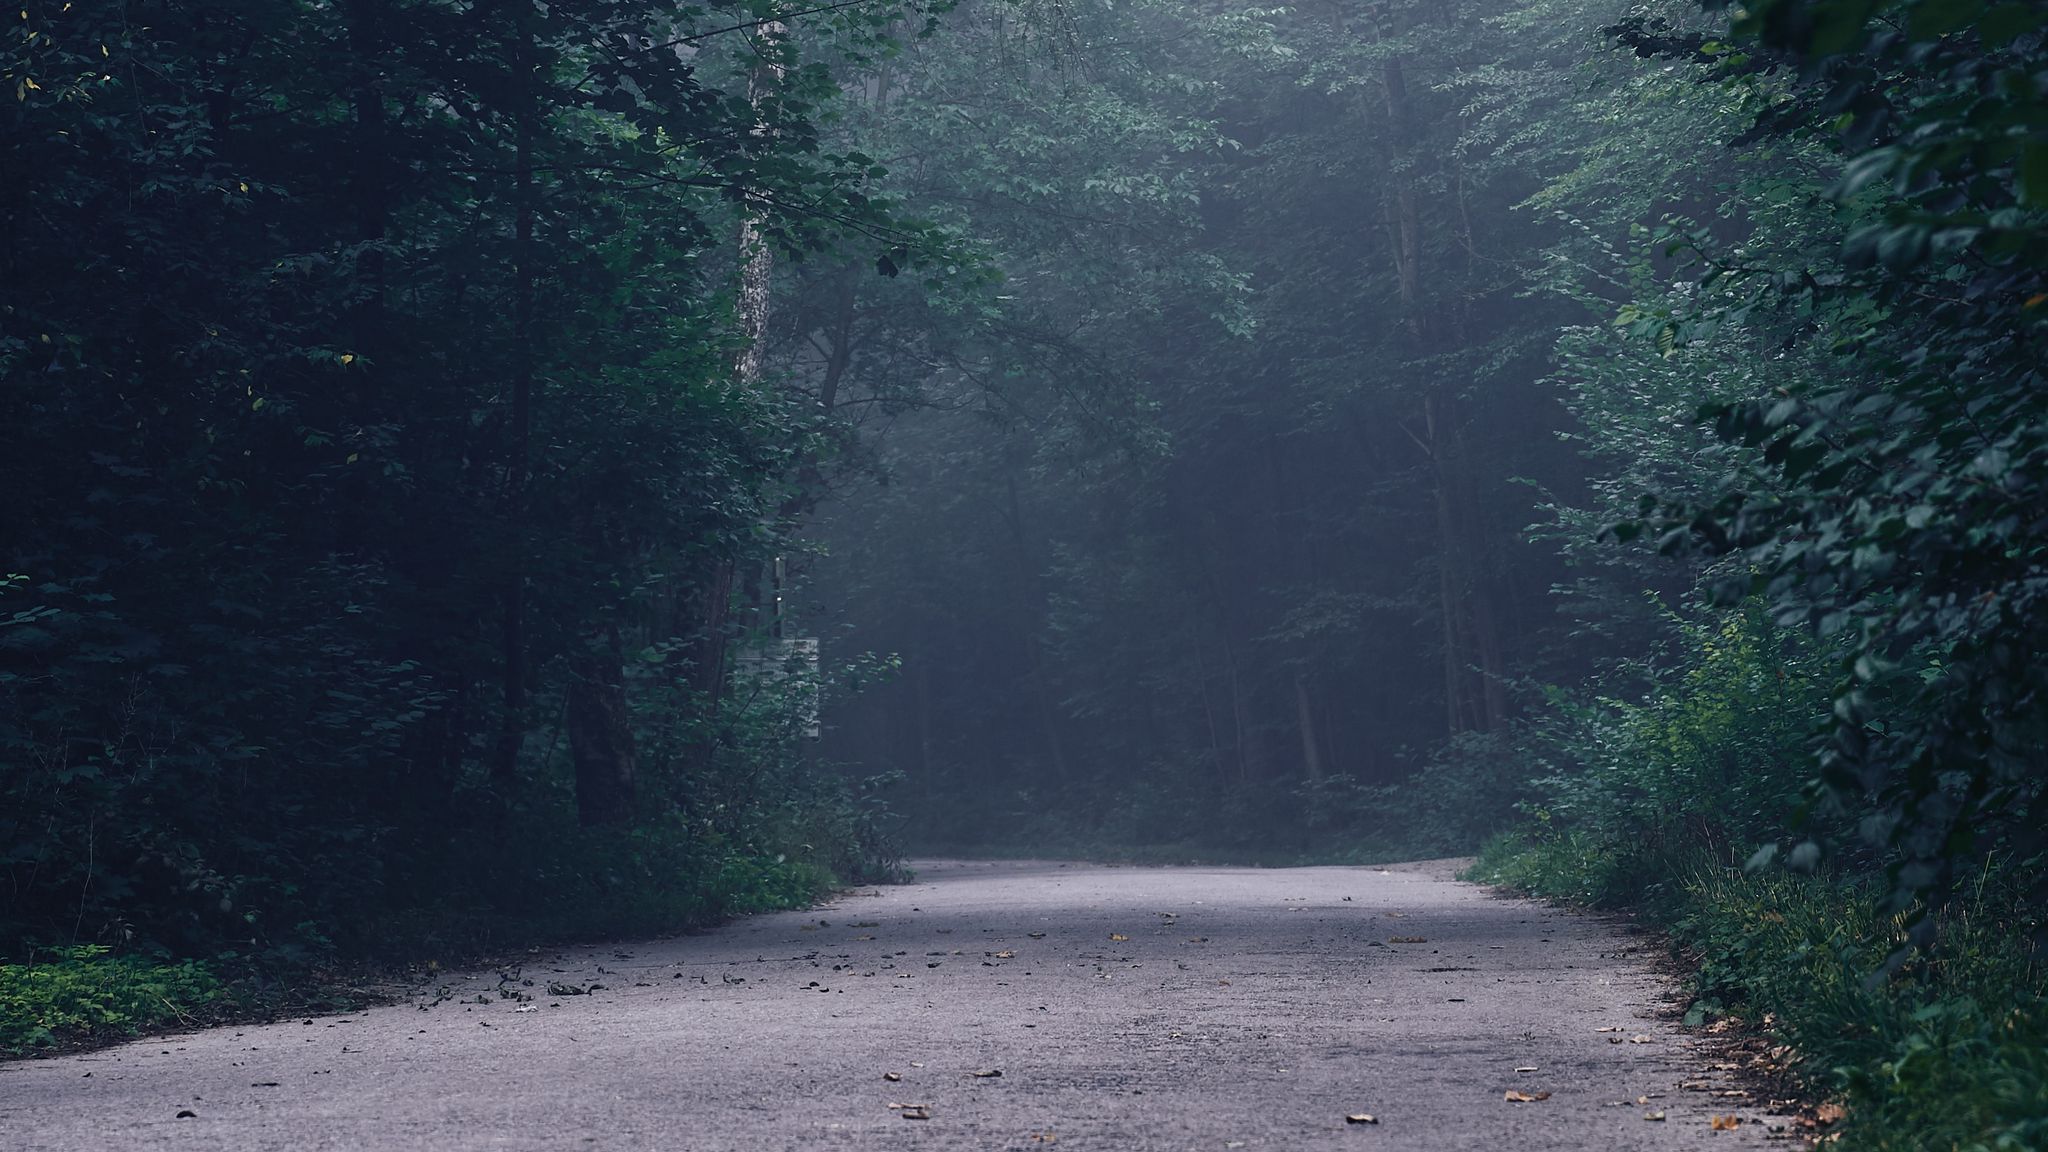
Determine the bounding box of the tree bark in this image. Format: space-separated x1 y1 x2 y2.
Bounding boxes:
1377 48 1506 734
1003 469 1069 785
490 0 537 782
1293 672 1324 783
569 627 637 826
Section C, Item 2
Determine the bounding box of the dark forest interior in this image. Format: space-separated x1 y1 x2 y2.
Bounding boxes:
4 1 2045 1145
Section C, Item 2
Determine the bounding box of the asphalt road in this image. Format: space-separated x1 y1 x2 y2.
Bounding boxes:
3 859 1789 1150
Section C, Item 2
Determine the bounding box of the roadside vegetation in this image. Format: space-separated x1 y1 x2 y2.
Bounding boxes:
6 6 2045 1150
1464 610 2046 1149
1452 2 2048 1147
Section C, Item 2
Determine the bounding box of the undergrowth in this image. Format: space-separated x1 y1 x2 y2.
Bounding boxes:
1461 602 2047 1150
1472 837 2048 1151
0 945 224 1054
3 660 908 1057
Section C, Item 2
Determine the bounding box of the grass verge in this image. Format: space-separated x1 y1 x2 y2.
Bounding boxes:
1470 833 2048 1151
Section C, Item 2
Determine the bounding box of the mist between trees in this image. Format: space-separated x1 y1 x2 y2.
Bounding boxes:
2 0 2044 1128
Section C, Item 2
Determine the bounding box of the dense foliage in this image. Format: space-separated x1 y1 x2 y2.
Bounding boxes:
6 3 2045 1142
1 0 943 980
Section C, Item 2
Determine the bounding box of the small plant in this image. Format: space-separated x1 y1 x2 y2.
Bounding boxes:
0 945 223 1054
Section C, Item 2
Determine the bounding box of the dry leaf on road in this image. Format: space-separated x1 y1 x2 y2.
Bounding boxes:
1344 1113 1379 1125
1644 1111 1666 1122
1503 1090 1552 1103
1709 1115 1742 1130
901 1106 932 1121
969 1069 1003 1078
1109 934 1130 942
883 1072 902 1082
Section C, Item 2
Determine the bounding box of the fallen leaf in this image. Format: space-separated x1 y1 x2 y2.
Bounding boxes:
250 1081 280 1088
969 1069 1002 1078
901 1106 932 1121
1628 1035 1654 1044
176 1110 197 1119
1644 1111 1666 1122
1514 1066 1538 1073
1709 1115 1741 1130
1815 1103 1845 1125
1028 932 1047 939
1030 1134 1058 1143
1388 936 1428 944
1503 1090 1551 1103
993 950 1015 959
883 1072 902 1082
1109 934 1129 942
1595 1025 1624 1032
1344 1113 1378 1125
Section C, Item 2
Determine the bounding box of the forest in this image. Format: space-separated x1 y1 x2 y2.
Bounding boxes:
3 0 2044 1148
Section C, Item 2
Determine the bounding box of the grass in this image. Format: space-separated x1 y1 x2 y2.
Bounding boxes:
1471 833 2048 1152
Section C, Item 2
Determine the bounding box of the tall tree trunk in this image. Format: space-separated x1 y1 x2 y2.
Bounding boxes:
1192 511 1254 784
345 0 388 347
569 626 636 826
916 657 935 802
1378 49 1504 735
1003 469 1069 785
1293 672 1324 783
1192 630 1231 786
734 22 786 387
682 24 788 774
490 1 537 782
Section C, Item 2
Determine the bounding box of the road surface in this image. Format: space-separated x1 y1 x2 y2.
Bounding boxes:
4 859 1789 1149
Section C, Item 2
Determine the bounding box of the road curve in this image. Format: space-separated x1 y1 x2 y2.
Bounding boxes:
4 860 1784 1150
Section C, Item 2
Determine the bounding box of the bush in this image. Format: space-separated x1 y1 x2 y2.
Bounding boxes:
1467 601 2048 1151
0 945 223 1054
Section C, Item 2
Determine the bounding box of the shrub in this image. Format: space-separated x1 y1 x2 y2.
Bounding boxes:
0 945 223 1054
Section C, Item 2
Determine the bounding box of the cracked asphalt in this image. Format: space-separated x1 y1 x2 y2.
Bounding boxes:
2 859 1788 1150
